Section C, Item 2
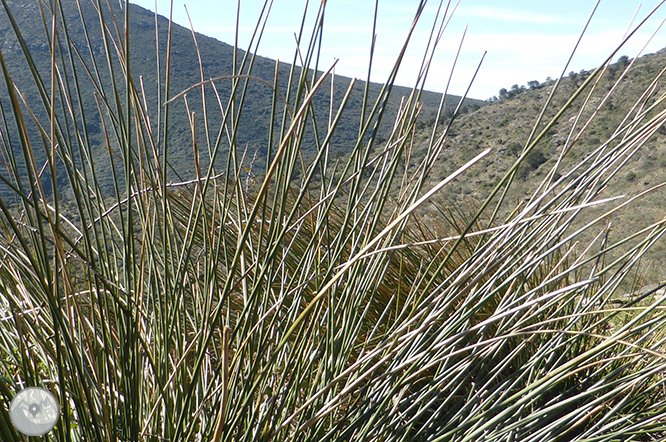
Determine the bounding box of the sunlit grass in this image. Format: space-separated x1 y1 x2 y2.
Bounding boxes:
0 0 665 441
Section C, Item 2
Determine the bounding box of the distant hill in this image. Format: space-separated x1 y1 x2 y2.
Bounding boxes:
0 0 484 196
413 48 666 285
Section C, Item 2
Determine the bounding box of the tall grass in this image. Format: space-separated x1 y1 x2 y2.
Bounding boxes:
0 0 666 440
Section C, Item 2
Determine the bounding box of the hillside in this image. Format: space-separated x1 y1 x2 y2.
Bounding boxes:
415 48 666 285
0 0 482 197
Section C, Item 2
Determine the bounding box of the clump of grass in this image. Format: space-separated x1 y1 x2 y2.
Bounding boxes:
0 0 665 441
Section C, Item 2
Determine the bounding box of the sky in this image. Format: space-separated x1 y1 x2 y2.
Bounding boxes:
128 0 666 100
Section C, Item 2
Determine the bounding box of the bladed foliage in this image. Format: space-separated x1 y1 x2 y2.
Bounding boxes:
0 1 664 441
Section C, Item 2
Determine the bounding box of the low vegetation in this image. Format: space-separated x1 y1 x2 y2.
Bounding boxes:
423 47 666 285
0 1 665 441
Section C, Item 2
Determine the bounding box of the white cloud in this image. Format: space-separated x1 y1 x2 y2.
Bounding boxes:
458 6 572 25
342 26 666 100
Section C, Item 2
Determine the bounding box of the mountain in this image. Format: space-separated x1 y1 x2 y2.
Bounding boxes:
0 0 483 196
413 48 666 285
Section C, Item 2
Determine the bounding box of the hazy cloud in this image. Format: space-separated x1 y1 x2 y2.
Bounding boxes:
459 6 571 25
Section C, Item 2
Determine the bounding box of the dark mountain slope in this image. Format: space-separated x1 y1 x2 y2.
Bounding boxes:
0 0 483 196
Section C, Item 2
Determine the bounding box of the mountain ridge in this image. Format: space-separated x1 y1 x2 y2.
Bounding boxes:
414 47 666 285
0 0 484 196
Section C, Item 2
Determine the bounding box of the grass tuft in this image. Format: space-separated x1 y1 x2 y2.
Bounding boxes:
0 1 665 441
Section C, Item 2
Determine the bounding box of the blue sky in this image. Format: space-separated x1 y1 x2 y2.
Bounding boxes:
129 0 666 99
